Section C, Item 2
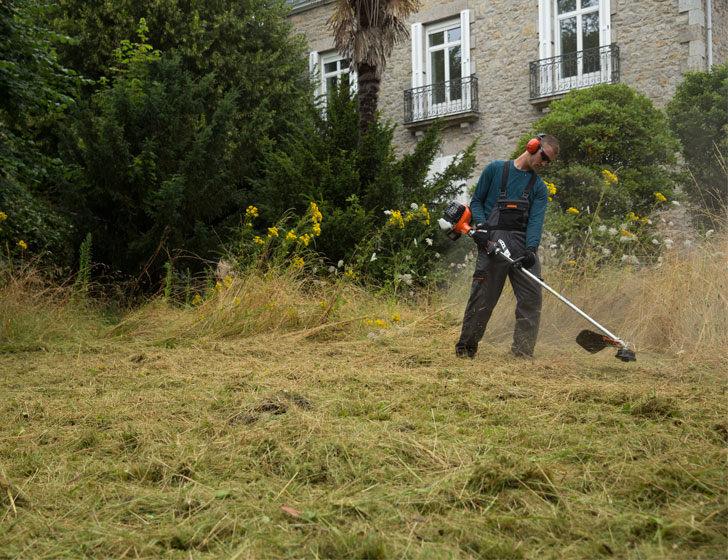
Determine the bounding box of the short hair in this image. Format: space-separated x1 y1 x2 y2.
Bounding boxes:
540 134 560 156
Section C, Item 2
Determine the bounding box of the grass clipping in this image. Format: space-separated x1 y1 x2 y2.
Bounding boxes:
0 242 726 559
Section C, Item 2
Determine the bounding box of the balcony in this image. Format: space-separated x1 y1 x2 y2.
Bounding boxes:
529 44 620 101
404 76 479 127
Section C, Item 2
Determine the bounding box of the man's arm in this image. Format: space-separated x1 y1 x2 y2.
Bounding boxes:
526 180 549 250
469 162 497 225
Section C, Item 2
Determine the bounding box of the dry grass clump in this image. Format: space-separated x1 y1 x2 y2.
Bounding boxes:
0 266 101 352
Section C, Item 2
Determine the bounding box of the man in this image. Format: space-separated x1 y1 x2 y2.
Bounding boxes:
456 133 559 359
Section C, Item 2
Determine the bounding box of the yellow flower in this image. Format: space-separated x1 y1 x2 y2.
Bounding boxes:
374 319 388 328
245 205 259 218
420 203 430 225
601 169 619 185
627 211 639 221
388 210 405 229
545 182 557 196
312 222 321 236
390 312 401 323
267 226 279 238
286 231 297 242
654 192 667 202
566 207 580 214
309 202 323 224
253 236 264 245
292 256 305 269
298 233 311 247
223 275 233 288
0 211 7 221
568 260 577 266
234 297 241 305
620 229 634 237
192 294 202 305
17 240 27 250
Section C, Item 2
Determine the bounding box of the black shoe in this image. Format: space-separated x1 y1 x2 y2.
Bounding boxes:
456 347 475 359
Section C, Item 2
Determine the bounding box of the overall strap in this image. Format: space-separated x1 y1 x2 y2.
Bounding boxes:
521 172 538 200
500 160 538 200
499 161 510 197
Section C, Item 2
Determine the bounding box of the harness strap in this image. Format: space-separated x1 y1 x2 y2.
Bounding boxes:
500 161 538 200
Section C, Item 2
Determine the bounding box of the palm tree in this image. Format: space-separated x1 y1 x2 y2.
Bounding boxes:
328 0 420 138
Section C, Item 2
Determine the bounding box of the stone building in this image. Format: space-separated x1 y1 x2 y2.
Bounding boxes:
288 0 726 189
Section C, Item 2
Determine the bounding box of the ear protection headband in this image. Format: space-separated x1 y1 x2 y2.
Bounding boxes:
526 133 546 154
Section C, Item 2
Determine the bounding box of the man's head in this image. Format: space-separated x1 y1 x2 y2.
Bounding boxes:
524 133 559 171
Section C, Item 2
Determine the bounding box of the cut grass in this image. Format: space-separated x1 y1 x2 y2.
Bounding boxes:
1 248 726 559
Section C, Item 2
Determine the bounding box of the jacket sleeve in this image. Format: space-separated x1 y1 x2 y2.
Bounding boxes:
469 162 497 225
526 180 548 249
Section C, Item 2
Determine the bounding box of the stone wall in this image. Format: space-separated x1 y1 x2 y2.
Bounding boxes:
288 0 724 189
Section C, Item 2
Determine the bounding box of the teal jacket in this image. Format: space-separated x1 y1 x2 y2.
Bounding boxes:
469 160 549 250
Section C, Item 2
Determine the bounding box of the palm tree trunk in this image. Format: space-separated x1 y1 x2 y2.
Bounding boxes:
357 61 380 138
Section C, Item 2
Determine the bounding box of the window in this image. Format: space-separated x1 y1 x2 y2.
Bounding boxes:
407 10 475 123
533 0 614 97
556 0 601 78
427 21 462 106
309 51 356 99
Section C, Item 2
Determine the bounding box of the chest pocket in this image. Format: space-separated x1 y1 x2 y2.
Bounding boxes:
486 161 537 232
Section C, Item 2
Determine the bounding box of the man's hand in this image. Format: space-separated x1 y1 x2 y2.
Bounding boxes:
519 248 537 269
470 224 490 249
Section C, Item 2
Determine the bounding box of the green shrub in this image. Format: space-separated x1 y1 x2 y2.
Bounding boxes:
666 62 728 223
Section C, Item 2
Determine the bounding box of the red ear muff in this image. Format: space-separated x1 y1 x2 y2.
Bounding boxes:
526 133 546 154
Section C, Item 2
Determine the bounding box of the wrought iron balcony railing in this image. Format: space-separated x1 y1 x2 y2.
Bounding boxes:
404 76 479 124
529 44 620 99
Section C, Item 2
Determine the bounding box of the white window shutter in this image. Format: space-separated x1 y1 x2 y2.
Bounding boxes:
309 51 322 97
599 0 611 45
411 23 424 89
460 10 471 78
538 0 552 59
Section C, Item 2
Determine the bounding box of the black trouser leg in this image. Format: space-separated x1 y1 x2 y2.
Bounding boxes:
456 249 509 357
509 255 542 356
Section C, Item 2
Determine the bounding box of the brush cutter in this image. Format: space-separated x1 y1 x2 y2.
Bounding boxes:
439 201 636 362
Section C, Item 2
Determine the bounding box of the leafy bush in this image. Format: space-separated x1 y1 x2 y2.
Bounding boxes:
666 62 728 222
517 83 679 266
249 83 477 289
53 28 242 281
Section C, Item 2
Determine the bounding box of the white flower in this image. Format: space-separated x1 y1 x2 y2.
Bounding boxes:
384 210 392 216
410 202 419 210
425 238 433 246
621 255 639 265
328 266 336 273
619 236 634 243
706 229 715 238
337 260 344 268
413 238 418 247
672 200 681 206
608 227 618 235
435 252 440 258
664 239 674 249
370 252 377 262
652 238 660 245
450 262 456 268
399 273 413 286
598 225 607 233
602 247 611 255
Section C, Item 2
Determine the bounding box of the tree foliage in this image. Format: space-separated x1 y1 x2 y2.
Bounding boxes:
0 0 78 264
666 62 728 220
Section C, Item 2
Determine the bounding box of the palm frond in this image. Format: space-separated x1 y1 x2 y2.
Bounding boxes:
328 0 421 71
